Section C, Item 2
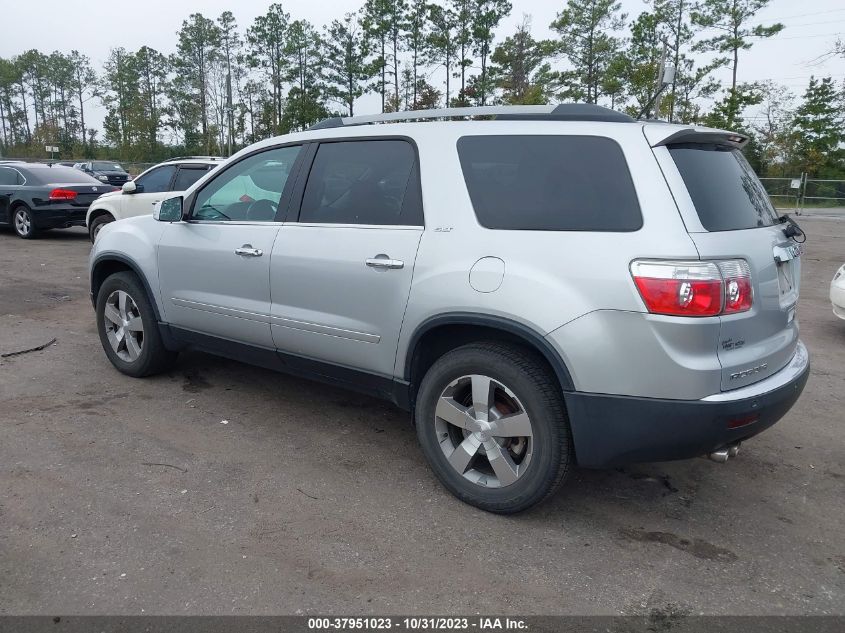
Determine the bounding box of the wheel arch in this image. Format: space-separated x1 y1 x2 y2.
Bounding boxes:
404 313 575 399
90 253 161 321
86 205 115 228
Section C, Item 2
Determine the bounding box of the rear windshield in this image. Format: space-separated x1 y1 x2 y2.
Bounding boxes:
25 166 100 185
669 144 779 231
457 135 642 231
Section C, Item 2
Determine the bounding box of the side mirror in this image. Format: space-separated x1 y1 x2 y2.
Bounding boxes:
155 196 184 222
122 180 137 194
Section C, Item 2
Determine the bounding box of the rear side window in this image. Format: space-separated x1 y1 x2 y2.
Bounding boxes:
137 165 176 193
0 167 18 186
669 144 778 231
173 166 211 191
300 140 423 226
457 135 642 231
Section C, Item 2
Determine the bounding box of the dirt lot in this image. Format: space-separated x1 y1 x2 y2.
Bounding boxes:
0 220 843 616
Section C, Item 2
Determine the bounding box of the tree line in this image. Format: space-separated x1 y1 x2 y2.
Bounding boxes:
0 0 842 178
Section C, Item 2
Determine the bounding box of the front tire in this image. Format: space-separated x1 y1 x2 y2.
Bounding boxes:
415 342 572 514
89 213 114 243
12 205 38 239
96 271 177 377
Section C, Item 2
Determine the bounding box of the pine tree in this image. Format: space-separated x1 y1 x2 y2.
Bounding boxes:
490 17 554 105
692 0 783 129
790 77 845 178
324 13 372 116
550 0 626 105
247 3 290 134
427 4 457 107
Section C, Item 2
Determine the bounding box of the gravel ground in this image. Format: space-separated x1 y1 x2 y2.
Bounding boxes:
0 220 843 616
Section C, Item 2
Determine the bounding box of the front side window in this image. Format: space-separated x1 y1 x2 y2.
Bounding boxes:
457 135 642 231
173 166 212 192
299 140 422 226
136 165 176 194
192 146 301 222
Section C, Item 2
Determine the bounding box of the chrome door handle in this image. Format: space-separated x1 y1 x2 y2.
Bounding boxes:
366 256 404 270
235 245 263 257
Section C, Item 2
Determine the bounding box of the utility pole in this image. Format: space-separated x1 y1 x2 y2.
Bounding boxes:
653 40 669 120
226 72 233 158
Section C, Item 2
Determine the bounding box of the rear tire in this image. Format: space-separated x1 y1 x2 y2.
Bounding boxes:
12 205 38 239
96 271 177 377
415 342 572 514
89 213 114 243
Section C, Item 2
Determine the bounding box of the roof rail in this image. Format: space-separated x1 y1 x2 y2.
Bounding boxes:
309 104 634 130
163 155 226 162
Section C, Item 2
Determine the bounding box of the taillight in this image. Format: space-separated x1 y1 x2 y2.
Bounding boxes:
631 259 753 317
718 260 753 314
49 188 78 201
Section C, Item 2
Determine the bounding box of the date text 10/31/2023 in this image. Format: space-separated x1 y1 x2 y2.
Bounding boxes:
307 617 528 630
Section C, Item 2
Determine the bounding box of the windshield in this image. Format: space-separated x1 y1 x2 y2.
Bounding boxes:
92 161 125 172
669 144 779 232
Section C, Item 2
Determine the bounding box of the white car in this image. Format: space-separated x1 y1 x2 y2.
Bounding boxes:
832 264 845 320
86 157 222 241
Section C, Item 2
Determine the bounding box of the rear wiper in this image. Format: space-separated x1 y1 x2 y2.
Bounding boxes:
778 214 805 243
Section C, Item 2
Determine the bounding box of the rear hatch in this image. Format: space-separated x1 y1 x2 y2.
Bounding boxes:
648 126 801 391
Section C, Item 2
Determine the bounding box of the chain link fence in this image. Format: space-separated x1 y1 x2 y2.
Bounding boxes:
760 176 845 214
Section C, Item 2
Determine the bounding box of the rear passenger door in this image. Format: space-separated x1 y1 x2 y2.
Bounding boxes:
270 139 424 377
172 164 214 192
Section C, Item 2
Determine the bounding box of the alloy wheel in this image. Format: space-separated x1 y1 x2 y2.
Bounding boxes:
103 290 144 362
434 374 534 488
14 209 31 236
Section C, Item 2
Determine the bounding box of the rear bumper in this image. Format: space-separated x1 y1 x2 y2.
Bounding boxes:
31 205 88 228
565 341 810 467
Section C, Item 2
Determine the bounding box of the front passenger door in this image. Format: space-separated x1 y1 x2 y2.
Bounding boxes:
157 145 303 348
123 165 177 219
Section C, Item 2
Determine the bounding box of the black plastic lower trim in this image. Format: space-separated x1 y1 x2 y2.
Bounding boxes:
162 325 413 411
564 362 810 468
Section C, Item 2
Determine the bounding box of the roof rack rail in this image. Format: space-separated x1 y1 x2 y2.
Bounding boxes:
163 155 226 162
309 104 633 130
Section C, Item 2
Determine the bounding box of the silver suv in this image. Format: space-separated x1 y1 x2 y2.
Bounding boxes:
89 105 809 513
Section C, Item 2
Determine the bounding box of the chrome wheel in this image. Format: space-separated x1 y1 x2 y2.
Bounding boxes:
103 290 144 362
434 374 534 488
14 208 31 236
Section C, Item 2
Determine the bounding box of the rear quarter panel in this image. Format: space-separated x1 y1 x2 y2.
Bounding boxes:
394 122 703 387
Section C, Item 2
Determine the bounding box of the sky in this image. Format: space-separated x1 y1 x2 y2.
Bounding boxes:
0 0 843 131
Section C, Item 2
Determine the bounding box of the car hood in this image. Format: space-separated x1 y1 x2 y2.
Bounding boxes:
93 170 129 176
96 189 122 200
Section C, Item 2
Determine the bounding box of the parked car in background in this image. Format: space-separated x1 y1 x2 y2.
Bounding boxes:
0 162 116 238
86 157 223 241
832 264 845 320
54 161 78 168
89 105 810 513
80 160 131 187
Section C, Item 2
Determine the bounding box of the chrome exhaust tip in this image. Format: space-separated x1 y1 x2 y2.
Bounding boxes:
708 449 730 463
728 443 741 458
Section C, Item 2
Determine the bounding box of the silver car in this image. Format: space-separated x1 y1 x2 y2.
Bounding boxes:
89 105 809 513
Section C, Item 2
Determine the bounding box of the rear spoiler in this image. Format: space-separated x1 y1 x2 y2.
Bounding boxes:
649 127 748 149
